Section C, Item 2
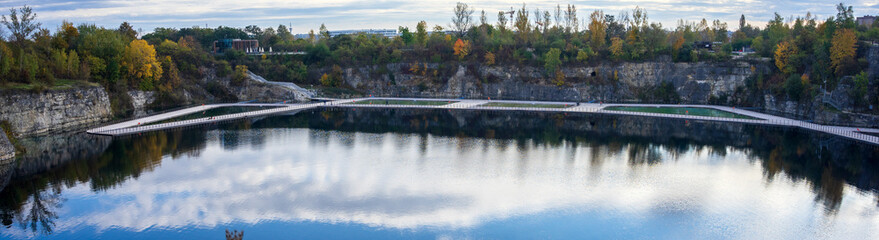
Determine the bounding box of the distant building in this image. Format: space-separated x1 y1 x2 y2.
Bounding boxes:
733 46 755 56
857 16 876 27
330 29 399 38
294 29 400 39
694 41 713 49
213 39 259 54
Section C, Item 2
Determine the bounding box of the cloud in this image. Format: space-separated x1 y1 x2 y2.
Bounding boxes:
0 128 874 239
1 0 878 33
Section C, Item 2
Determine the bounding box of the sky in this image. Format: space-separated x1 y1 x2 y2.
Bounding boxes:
2 0 879 35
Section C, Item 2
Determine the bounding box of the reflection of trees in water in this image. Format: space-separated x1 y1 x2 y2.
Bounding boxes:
287 108 879 213
18 186 62 235
749 129 879 214
0 177 63 236
0 128 211 236
0 108 875 237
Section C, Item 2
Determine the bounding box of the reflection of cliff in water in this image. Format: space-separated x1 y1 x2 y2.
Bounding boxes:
255 108 879 212
0 108 877 235
0 130 209 234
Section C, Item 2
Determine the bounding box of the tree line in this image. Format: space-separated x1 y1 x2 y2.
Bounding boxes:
0 2 875 110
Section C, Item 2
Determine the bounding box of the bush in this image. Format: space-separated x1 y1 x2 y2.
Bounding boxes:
216 60 232 77
784 74 804 100
232 65 248 86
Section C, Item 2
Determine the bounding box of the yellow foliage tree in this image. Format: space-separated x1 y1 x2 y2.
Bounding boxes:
588 10 606 50
830 28 857 76
121 39 162 90
484 52 496 65
453 38 471 61
409 62 420 74
319 73 332 86
609 37 624 59
774 41 797 75
553 70 566 86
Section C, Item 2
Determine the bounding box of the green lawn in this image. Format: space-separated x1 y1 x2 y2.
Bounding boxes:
140 106 281 126
603 106 759 119
1 79 101 91
353 99 456 106
481 102 571 108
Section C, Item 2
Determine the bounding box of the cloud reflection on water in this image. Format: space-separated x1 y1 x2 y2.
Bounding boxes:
38 128 879 239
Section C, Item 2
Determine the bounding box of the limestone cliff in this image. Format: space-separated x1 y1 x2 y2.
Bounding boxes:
0 127 13 161
338 59 763 103
0 87 112 137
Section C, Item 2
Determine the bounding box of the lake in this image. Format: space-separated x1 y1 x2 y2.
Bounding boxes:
1 108 878 239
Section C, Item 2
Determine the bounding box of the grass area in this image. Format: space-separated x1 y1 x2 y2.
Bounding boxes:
353 99 456 106
481 102 571 108
0 79 101 91
603 106 759 119
309 86 365 98
140 106 281 126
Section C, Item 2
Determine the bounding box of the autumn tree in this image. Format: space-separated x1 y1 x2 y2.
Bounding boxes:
588 10 606 51
232 65 248 86
774 41 798 75
121 39 162 90
159 56 180 92
484 52 495 65
453 38 471 61
54 21 78 50
610 37 625 59
830 28 857 76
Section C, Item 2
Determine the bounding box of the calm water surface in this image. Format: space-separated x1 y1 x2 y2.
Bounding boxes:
1 109 878 239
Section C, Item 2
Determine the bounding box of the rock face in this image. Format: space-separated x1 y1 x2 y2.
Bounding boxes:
200 68 310 103
128 90 156 118
0 127 13 161
0 87 112 136
339 60 761 103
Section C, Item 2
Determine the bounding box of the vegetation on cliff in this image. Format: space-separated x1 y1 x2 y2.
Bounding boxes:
0 3 876 112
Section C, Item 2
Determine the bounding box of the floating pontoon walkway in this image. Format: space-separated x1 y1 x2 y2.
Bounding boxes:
86 98 879 145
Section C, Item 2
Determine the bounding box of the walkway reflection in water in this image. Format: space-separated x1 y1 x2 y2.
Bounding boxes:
0 109 877 239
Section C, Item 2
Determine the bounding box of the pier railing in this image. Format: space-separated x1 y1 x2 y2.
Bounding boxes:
86 98 879 145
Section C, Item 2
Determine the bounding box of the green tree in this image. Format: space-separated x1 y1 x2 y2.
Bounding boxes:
1 5 41 47
415 21 428 45
576 47 593 63
514 4 531 39
117 21 137 40
451 2 474 36
784 74 804 100
0 42 12 84
319 24 330 40
852 71 869 106
67 50 80 79
398 26 414 45
544 48 561 74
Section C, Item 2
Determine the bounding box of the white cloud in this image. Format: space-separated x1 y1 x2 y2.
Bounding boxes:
2 0 878 33
2 128 872 238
